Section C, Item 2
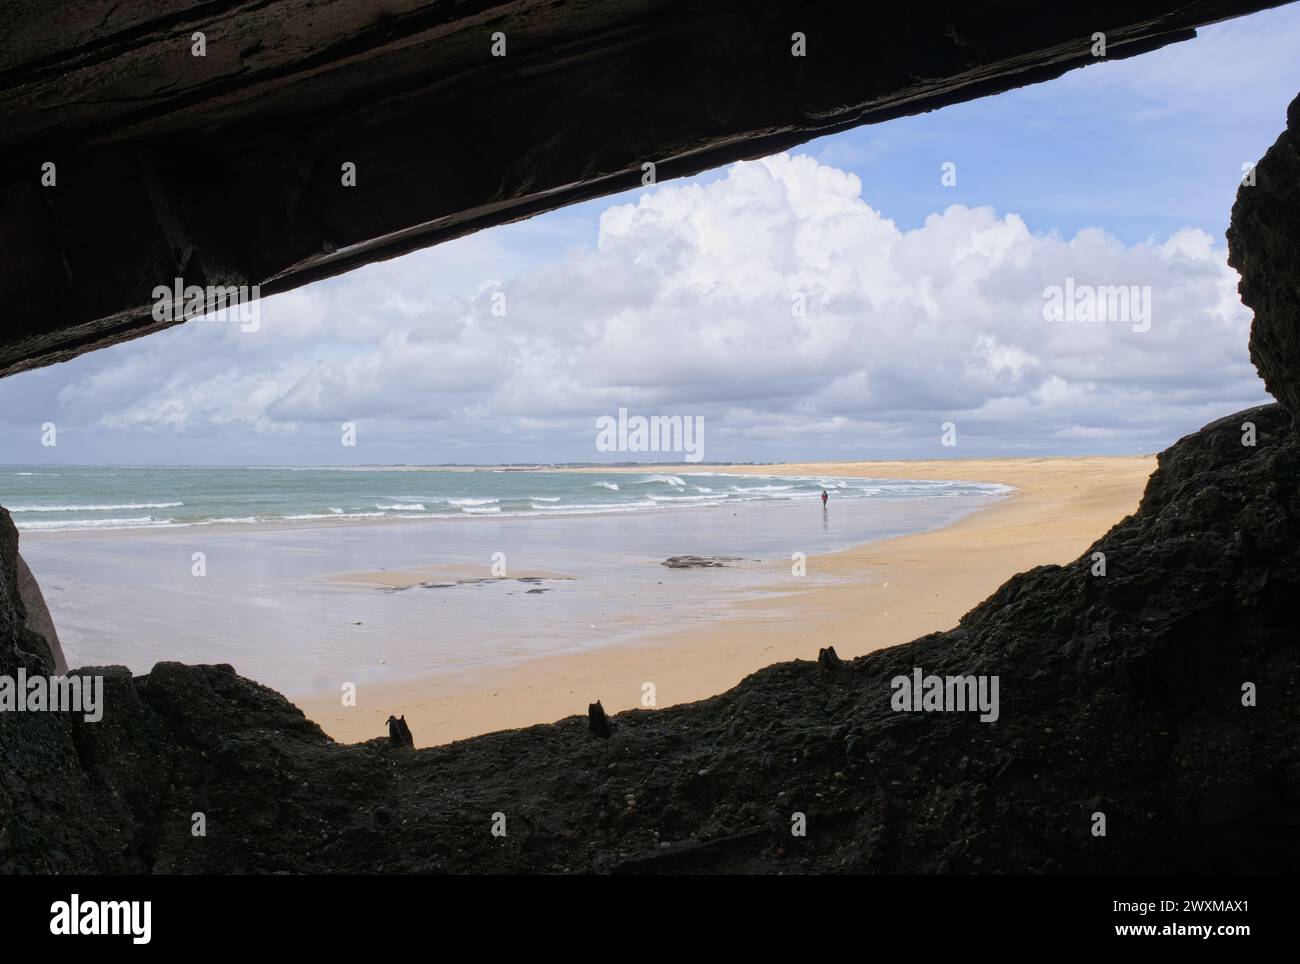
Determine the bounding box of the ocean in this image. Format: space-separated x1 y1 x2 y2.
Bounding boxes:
6 466 1012 696
0 466 1010 532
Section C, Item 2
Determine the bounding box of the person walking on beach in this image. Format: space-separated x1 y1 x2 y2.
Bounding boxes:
821 488 829 508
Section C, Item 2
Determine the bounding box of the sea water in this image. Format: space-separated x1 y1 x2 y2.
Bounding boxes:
4 467 1011 695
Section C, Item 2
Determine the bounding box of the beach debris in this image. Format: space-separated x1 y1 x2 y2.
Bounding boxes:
588 700 613 738
379 575 571 593
817 646 844 671
661 555 743 569
386 714 414 748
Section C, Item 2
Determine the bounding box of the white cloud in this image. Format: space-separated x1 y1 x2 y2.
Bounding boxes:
23 151 1270 461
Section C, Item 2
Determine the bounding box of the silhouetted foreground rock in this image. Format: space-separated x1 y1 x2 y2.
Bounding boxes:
588 701 614 739
5 91 1300 877
818 646 845 671
1230 93 1300 417
387 714 414 748
2 400 1298 872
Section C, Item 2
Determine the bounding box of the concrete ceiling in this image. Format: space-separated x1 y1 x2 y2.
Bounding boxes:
0 0 1289 377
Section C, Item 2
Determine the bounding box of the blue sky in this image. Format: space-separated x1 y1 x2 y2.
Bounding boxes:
3 3 1299 466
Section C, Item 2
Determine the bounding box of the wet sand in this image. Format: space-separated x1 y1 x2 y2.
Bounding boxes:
298 456 1155 747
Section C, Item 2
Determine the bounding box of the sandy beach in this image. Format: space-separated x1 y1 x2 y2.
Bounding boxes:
298 455 1156 747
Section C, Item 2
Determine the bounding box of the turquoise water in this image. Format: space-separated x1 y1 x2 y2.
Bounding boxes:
0 466 1010 532
8 467 1013 694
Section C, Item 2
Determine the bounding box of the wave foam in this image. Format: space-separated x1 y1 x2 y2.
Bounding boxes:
20 515 166 531
11 501 183 512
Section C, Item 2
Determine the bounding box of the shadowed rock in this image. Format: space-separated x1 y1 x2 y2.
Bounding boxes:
15 554 64 675
1229 93 1300 420
588 701 613 739
818 646 844 671
2 26 1299 879
3 399 1299 872
387 715 414 749
0 1 1285 377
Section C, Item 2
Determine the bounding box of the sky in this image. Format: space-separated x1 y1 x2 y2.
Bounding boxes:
4 4 1299 467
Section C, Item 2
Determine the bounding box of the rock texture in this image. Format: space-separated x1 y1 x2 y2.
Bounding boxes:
2 24 1299 875
0 512 132 872
2 398 1298 873
1230 94 1300 417
15 555 65 675
0 0 1288 376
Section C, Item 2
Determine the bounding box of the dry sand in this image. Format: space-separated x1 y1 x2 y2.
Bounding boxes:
297 456 1156 747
